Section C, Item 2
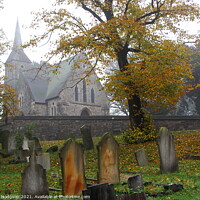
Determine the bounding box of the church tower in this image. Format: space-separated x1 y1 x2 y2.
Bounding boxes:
5 20 32 90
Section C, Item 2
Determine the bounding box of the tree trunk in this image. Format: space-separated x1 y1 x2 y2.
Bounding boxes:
128 94 144 129
117 48 145 130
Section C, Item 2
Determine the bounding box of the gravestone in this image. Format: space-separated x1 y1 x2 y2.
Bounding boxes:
14 150 29 161
134 148 148 166
59 139 86 195
36 153 51 171
21 141 49 199
22 137 29 150
157 127 178 174
82 183 116 200
128 174 144 192
80 125 94 150
32 137 42 155
7 134 16 154
97 133 120 184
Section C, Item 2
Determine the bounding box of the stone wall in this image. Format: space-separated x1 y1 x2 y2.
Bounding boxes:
4 115 200 141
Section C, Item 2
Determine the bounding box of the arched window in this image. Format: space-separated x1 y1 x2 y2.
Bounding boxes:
19 94 23 108
83 80 87 102
51 102 57 116
81 108 91 116
75 85 79 101
91 88 95 103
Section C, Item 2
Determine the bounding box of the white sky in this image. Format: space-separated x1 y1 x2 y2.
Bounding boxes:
0 0 55 63
0 0 199 64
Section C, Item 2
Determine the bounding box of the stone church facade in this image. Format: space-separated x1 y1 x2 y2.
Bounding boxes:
5 21 109 116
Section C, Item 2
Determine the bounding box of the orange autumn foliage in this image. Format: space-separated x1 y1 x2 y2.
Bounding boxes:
26 0 200 128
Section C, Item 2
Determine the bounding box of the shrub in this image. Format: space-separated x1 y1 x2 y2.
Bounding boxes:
122 115 157 144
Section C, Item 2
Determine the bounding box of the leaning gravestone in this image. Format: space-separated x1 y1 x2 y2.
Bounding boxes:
128 174 144 192
80 124 94 150
21 141 49 200
97 133 120 184
157 127 178 174
59 139 86 195
36 153 51 171
134 148 148 166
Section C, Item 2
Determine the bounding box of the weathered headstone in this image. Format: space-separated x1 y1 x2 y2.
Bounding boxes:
82 183 116 200
7 134 16 154
59 139 86 195
14 150 29 161
157 127 178 174
97 133 120 184
128 174 144 192
134 148 148 166
36 153 51 171
80 125 94 150
21 141 49 200
22 137 29 150
32 137 42 155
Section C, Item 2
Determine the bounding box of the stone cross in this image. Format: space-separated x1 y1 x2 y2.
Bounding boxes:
80 124 94 150
59 139 86 195
21 141 49 199
97 133 120 184
157 127 178 173
134 148 148 166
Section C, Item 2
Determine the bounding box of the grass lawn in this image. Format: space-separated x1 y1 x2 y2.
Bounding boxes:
0 129 200 199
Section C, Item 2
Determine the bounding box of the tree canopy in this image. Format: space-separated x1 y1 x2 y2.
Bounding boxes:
27 0 200 129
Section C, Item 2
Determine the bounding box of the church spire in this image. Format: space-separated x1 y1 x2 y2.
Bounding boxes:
5 19 31 64
13 19 23 50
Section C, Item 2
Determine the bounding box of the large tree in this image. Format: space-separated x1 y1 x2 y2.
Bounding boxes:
27 0 200 130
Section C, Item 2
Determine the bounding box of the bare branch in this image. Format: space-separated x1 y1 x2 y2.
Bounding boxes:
65 51 102 88
81 0 104 23
124 0 132 15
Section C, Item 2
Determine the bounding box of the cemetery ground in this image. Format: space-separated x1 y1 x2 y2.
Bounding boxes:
0 129 200 200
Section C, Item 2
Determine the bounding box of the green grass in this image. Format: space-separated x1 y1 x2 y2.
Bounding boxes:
0 130 200 199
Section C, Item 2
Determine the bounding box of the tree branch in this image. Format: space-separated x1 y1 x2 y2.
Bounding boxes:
80 0 104 23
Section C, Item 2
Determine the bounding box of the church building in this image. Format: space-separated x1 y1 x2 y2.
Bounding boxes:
5 21 109 116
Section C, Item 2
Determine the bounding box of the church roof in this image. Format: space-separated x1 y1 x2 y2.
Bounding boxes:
24 72 49 103
17 69 49 104
6 20 31 64
46 59 75 100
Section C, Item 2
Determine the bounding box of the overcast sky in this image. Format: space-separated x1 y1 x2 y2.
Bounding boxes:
0 0 55 63
0 0 199 64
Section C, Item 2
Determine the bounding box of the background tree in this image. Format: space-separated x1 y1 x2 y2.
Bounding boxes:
0 1 18 122
27 0 200 130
